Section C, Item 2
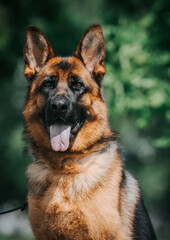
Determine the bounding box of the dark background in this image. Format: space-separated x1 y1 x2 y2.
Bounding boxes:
0 0 170 239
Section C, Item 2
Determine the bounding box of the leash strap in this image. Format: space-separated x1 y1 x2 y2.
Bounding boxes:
0 201 27 215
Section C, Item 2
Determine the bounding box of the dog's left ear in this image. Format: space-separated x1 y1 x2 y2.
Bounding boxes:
75 24 106 81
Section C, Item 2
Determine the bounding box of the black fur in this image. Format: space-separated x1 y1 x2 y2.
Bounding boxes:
57 60 70 71
133 195 157 240
120 170 127 189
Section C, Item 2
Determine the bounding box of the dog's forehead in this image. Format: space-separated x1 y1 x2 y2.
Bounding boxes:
44 56 87 76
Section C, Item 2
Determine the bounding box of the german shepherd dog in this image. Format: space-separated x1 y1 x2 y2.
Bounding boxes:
23 24 157 240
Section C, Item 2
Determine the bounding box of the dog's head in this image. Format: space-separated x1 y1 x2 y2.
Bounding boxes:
23 24 113 153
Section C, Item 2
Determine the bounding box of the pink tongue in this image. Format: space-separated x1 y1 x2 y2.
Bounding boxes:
50 124 71 152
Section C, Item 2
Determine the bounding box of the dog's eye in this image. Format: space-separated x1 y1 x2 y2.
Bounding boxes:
44 82 52 88
71 82 83 90
42 76 56 89
70 75 85 92
43 81 55 89
71 79 83 90
73 82 83 89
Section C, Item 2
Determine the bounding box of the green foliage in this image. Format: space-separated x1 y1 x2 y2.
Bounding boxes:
104 18 170 138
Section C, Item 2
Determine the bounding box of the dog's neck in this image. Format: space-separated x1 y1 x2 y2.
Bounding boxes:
33 136 118 174
27 140 121 199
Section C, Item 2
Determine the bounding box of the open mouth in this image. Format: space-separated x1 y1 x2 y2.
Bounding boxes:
47 121 82 152
43 102 88 152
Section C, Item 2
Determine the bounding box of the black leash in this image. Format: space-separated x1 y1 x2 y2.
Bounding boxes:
0 201 27 215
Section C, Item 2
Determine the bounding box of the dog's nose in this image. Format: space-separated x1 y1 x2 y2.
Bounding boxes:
50 96 68 113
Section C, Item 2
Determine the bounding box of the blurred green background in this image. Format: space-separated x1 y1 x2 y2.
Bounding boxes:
0 0 170 239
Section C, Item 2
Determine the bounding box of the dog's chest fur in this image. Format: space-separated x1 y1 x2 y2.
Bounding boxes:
27 144 127 240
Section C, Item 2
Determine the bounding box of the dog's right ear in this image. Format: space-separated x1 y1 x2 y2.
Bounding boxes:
24 25 55 80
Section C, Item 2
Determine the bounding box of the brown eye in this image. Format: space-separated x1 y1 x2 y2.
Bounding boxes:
70 75 85 91
71 81 83 90
42 76 56 89
43 81 55 89
75 82 82 89
44 82 52 88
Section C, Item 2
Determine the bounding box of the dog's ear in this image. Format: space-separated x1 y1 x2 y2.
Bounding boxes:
24 25 55 80
75 24 106 81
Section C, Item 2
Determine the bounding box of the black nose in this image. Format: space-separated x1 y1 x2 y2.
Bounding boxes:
50 96 68 113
